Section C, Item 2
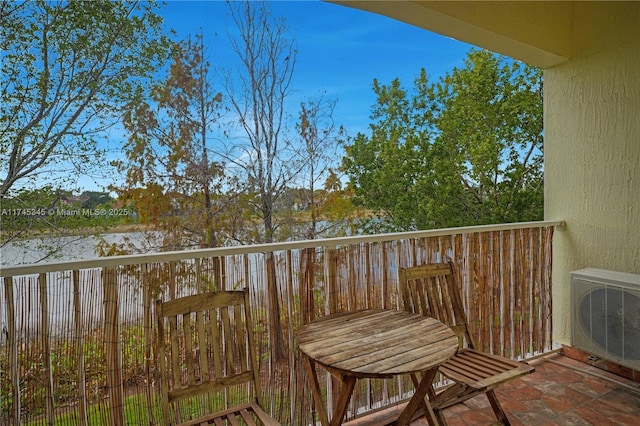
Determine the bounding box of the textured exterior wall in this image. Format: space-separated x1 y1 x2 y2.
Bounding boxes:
545 37 640 345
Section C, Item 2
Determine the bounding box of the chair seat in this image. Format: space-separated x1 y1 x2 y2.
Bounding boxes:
399 262 536 424
178 402 280 426
439 348 534 391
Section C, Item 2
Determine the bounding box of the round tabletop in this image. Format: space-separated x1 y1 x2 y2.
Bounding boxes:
297 309 458 378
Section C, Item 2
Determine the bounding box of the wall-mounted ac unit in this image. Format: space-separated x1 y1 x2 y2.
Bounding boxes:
571 268 640 370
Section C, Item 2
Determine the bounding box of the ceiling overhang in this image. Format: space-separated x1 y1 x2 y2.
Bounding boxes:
332 1 572 68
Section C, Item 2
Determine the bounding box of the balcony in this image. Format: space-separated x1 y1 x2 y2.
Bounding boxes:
3 220 637 425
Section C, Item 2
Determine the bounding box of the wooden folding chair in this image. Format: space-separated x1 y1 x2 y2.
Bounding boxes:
156 288 280 426
399 262 534 425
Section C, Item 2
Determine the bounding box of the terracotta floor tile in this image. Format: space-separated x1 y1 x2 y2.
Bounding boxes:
556 372 591 386
568 382 611 399
504 415 527 426
453 408 495 426
539 393 575 414
531 380 571 397
581 408 640 426
505 383 545 401
348 354 640 426
498 395 531 413
459 395 490 411
516 411 554 425
583 398 640 425
597 388 640 413
441 417 473 426
582 375 620 394
571 405 617 426
522 399 560 418
436 355 640 426
555 386 596 407
547 411 595 426
537 421 562 426
443 403 470 415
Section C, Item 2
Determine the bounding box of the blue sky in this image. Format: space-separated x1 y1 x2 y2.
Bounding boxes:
157 0 474 136
90 1 477 192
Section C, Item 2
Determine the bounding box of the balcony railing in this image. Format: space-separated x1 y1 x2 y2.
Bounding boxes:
0 220 562 425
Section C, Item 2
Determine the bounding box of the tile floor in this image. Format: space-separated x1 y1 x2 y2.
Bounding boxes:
346 353 640 426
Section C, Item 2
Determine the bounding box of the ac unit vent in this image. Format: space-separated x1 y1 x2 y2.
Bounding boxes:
571 268 640 370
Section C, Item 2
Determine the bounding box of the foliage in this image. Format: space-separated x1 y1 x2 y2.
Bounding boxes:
0 0 170 260
342 49 543 231
0 187 122 260
115 33 227 251
80 192 113 209
0 0 171 196
295 97 357 239
0 325 145 420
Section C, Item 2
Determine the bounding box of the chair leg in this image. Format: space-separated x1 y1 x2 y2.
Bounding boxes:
411 372 447 426
426 381 447 425
486 390 510 425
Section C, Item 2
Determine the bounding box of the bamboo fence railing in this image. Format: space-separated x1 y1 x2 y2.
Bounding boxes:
0 221 560 425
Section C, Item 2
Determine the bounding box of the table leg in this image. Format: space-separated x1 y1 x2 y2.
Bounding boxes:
396 368 442 426
330 374 356 426
303 355 330 426
303 355 358 426
409 372 428 422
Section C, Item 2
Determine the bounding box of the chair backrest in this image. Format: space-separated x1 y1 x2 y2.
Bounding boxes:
398 262 476 350
156 288 264 423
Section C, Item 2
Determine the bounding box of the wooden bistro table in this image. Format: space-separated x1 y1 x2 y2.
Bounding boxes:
297 309 458 426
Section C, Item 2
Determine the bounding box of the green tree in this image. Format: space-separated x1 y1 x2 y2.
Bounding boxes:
343 71 437 232
435 50 544 224
0 187 118 263
79 191 112 210
115 33 227 252
0 0 171 196
342 49 543 231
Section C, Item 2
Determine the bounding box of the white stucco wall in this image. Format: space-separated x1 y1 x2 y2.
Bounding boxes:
545 38 640 345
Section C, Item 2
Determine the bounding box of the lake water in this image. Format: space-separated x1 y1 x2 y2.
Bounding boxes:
1 231 154 266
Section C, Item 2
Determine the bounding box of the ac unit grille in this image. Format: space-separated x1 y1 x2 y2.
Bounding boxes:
571 268 640 371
